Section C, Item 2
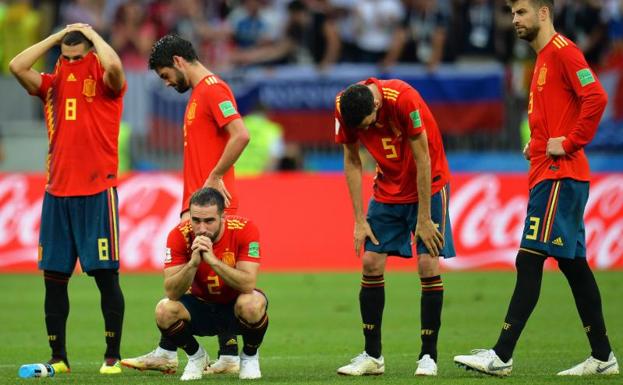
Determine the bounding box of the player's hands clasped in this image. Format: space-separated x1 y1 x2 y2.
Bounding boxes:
191 235 215 265
415 218 444 257
353 220 379 258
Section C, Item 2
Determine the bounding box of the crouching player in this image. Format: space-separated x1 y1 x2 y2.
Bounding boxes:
122 188 268 380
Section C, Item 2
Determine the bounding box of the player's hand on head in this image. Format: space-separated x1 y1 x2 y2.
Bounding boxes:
415 219 444 258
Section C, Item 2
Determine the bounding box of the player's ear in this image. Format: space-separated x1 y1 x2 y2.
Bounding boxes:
172 55 184 69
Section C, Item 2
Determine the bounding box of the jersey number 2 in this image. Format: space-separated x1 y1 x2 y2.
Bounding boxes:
207 276 221 295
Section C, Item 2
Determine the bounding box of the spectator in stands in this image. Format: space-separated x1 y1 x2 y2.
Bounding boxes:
228 0 280 49
110 0 157 71
331 0 359 62
555 0 608 65
382 0 449 71
172 0 232 69
59 0 107 36
457 0 497 58
352 0 403 63
0 0 43 74
231 0 341 70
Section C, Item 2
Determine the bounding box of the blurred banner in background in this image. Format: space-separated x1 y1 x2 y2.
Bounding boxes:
1 172 622 273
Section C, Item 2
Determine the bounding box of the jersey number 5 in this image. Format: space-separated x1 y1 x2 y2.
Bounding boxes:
65 98 77 120
381 137 398 159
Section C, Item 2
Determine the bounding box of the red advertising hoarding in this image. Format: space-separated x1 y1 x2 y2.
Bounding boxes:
1 172 622 272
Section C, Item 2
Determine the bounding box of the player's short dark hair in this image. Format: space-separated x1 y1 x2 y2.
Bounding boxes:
189 187 225 214
148 34 198 70
61 31 93 48
339 84 374 128
507 0 554 19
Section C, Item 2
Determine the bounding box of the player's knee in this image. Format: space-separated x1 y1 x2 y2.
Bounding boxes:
361 253 385 275
234 292 266 323
557 257 590 277
155 299 184 327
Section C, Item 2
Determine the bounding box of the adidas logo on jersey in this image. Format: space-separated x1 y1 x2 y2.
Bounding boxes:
552 237 564 246
67 73 77 82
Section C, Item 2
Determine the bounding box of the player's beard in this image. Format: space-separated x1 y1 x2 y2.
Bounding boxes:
206 220 222 243
173 68 190 93
516 23 540 42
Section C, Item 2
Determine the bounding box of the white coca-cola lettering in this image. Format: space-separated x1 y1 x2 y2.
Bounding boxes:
0 173 621 271
117 174 183 269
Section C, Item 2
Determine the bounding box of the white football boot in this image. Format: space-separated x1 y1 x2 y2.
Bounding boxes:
204 354 240 374
120 348 178 374
337 352 385 376
557 352 619 376
454 349 513 377
415 354 437 376
180 347 208 381
239 352 261 379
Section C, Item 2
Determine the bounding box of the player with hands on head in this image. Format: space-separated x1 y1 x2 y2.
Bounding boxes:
9 22 127 375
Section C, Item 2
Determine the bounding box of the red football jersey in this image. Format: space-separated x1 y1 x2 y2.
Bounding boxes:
527 34 607 188
33 51 126 196
164 216 260 304
182 75 241 213
335 78 450 203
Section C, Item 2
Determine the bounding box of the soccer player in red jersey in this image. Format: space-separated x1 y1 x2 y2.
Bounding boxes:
335 77 455 376
131 188 268 381
454 0 619 377
9 24 126 374
151 34 249 216
121 35 249 374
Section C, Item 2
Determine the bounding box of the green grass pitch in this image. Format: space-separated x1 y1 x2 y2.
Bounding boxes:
0 271 621 384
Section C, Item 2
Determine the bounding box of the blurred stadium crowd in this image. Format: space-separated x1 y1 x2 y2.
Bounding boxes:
0 0 622 172
2 0 622 72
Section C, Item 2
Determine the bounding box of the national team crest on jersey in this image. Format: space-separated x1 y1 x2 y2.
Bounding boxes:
537 65 547 91
221 251 236 266
83 78 96 99
187 100 197 122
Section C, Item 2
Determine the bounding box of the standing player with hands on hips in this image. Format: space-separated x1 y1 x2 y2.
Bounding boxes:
121 34 250 376
454 0 618 377
335 77 455 377
9 23 127 374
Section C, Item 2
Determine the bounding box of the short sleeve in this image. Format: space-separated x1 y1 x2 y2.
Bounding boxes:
397 90 425 137
31 73 55 99
164 226 191 268
236 220 261 263
206 84 242 129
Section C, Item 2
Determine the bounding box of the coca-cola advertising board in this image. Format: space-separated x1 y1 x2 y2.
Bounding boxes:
1 172 622 272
